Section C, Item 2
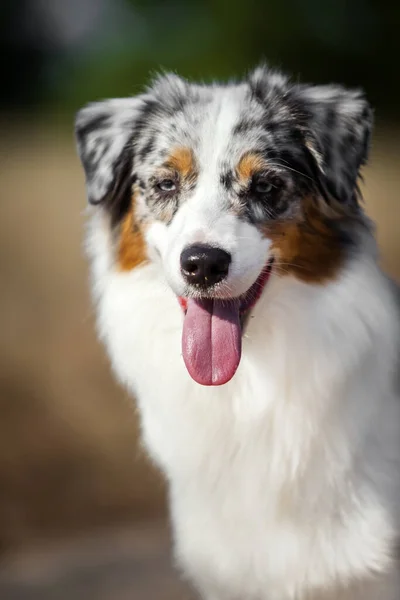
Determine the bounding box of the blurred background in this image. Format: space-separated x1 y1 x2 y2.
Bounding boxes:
0 0 399 598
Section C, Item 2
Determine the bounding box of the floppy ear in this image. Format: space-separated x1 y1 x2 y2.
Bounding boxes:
75 96 152 215
296 84 373 205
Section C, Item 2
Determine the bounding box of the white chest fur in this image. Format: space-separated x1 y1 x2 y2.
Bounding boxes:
93 249 399 600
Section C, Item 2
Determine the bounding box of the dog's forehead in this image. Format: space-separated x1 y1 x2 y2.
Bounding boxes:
136 82 289 172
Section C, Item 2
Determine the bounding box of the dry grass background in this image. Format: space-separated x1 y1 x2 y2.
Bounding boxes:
0 124 166 553
0 123 398 553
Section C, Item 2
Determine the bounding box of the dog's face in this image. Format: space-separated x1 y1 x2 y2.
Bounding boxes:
76 66 372 386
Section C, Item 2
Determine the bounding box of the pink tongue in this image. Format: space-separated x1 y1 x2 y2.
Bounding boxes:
182 298 242 386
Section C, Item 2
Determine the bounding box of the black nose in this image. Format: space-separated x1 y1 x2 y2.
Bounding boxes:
180 244 231 288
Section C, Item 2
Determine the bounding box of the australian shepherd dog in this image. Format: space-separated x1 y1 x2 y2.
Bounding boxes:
75 65 399 600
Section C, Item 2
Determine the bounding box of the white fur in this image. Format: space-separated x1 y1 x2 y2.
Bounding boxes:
86 211 400 600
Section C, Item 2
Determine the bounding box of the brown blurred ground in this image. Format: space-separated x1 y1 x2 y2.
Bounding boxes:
0 124 398 596
0 522 194 599
0 124 168 549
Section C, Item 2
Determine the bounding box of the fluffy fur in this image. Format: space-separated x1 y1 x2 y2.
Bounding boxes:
76 65 400 600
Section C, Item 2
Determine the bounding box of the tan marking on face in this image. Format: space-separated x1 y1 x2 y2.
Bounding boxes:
117 193 148 271
263 197 350 284
164 146 197 181
236 152 267 182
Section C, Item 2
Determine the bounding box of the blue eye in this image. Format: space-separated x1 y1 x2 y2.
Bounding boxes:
254 180 273 194
157 179 176 192
252 175 283 198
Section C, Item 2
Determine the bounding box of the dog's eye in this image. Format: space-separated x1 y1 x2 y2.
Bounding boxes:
157 179 176 193
252 176 282 198
254 180 273 195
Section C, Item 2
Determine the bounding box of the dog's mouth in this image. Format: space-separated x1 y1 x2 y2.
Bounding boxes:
178 259 273 386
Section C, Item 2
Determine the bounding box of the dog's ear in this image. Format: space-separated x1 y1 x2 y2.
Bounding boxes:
75 95 153 212
75 74 189 215
296 84 373 205
249 66 372 205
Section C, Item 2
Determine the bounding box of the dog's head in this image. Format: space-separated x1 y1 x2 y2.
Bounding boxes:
76 65 372 386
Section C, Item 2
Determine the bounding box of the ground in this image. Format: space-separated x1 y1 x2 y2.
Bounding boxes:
0 522 194 599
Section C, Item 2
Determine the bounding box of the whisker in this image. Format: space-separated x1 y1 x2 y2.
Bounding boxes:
266 161 316 183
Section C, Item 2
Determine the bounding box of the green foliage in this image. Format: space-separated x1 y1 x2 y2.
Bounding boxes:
1 0 399 120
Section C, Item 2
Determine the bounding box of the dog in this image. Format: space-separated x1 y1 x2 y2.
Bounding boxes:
75 65 400 600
